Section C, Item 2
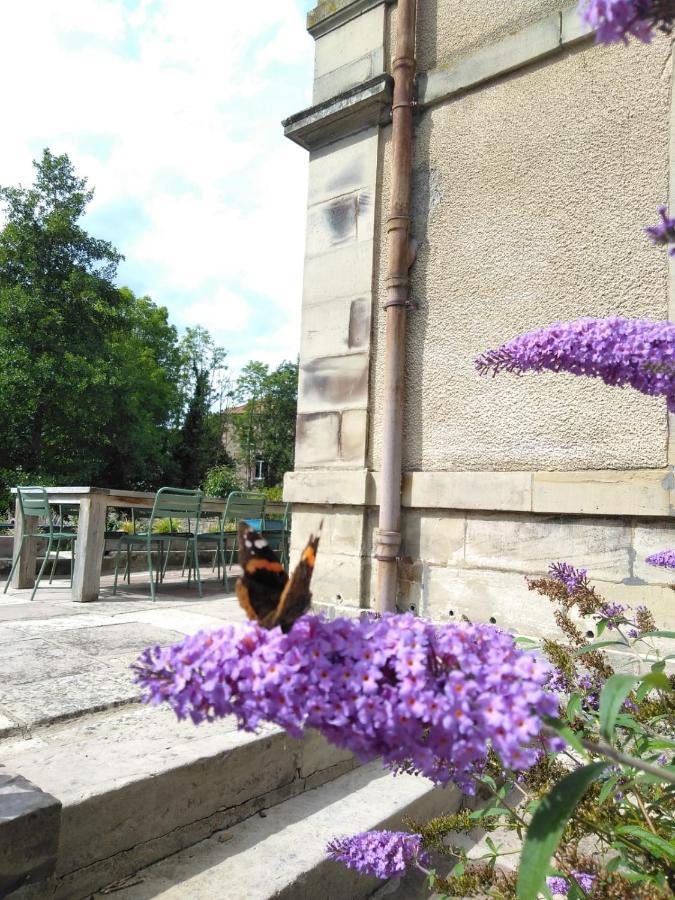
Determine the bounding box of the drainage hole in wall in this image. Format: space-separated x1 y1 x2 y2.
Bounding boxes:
448 610 454 617
409 604 416 613
336 594 342 601
586 630 594 639
489 617 497 624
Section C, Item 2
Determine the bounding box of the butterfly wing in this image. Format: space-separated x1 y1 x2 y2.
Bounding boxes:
269 528 321 633
236 521 288 624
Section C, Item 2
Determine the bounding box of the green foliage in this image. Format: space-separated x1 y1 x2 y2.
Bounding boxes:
390 574 674 900
202 465 242 499
232 359 298 488
0 150 242 495
517 763 606 900
0 150 191 490
261 484 284 502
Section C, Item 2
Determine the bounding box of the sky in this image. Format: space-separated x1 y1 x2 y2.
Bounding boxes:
0 0 315 374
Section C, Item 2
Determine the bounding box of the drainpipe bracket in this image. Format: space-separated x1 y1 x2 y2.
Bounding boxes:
374 528 401 562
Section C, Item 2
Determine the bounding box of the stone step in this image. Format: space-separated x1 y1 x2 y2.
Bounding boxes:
93 762 460 900
1 706 358 899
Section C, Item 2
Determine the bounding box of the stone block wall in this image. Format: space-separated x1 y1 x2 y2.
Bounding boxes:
283 0 675 639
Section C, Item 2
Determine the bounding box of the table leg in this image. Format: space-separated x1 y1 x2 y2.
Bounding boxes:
10 498 38 589
72 496 106 602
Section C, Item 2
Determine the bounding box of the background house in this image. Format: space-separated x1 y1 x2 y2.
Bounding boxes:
282 0 675 637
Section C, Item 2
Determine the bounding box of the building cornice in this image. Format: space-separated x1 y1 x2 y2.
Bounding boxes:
307 0 393 39
283 74 393 151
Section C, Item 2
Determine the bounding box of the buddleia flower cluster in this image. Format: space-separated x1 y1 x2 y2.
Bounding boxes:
646 549 675 569
133 613 558 792
547 872 596 895
326 831 429 879
579 0 675 43
476 317 675 411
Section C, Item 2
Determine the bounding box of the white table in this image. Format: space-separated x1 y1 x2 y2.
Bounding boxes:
10 487 226 602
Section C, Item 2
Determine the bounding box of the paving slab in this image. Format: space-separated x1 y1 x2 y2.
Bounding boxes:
0 577 242 733
0 668 140 729
0 638 114 685
0 602 92 622
44 622 184 658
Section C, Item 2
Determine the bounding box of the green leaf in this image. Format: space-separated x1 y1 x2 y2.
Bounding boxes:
596 618 607 637
636 671 671 701
516 763 606 900
573 640 627 656
566 693 582 721
616 826 675 863
639 631 675 640
598 773 619 804
599 674 637 743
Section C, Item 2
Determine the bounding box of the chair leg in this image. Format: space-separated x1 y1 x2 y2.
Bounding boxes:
70 539 75 587
113 541 123 594
161 539 172 582
191 539 202 598
31 538 52 602
147 544 156 602
49 540 61 584
4 536 26 593
126 544 132 584
181 542 189 578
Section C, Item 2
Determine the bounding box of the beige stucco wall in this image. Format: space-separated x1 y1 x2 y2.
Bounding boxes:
287 1 675 634
369 36 672 472
410 0 576 71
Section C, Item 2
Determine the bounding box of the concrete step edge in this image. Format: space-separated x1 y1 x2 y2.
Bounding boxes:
2 707 358 899
93 761 462 900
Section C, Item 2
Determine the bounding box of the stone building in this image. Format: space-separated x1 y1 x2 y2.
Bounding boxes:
282 0 675 637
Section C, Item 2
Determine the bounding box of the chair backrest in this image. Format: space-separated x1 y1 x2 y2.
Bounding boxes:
149 487 203 529
16 487 53 529
223 491 265 529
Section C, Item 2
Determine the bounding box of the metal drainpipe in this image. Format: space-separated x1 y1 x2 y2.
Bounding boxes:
374 0 417 614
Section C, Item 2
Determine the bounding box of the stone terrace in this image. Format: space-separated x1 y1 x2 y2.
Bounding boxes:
0 574 454 899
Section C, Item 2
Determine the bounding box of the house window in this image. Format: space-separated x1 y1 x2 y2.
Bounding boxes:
254 458 265 481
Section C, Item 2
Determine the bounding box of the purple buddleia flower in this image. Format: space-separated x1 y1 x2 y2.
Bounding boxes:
133 614 559 792
646 549 675 569
549 562 588 594
547 871 596 895
579 0 675 43
326 831 429 879
476 317 675 412
645 205 675 254
599 602 626 630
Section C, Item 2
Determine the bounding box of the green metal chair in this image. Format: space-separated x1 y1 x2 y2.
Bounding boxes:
262 502 291 569
113 487 203 601
3 487 76 601
196 491 266 583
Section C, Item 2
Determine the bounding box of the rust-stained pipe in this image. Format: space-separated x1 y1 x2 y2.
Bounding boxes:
374 0 417 614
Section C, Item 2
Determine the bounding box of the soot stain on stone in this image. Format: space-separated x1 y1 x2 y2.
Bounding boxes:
348 298 370 349
323 195 357 243
301 354 369 405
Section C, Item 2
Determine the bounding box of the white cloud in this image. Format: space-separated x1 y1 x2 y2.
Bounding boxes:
0 0 313 365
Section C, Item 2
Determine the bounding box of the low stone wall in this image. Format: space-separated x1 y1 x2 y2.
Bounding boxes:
289 503 675 639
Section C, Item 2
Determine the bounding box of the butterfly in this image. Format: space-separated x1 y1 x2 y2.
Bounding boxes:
235 520 321 632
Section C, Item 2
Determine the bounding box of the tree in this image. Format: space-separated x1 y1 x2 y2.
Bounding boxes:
232 359 298 488
102 288 184 488
171 327 231 487
0 150 123 477
0 150 191 495
258 360 299 487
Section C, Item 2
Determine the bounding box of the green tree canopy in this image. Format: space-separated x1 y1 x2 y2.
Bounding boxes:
233 359 298 488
